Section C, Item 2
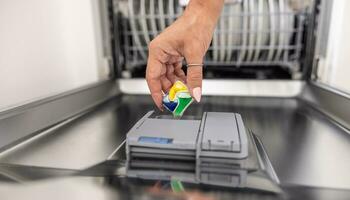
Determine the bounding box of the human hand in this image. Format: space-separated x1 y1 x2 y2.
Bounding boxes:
145 0 224 110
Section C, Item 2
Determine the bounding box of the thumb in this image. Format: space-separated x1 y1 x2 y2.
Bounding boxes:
186 65 203 103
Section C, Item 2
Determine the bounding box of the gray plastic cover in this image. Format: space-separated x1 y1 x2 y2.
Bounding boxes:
127 111 201 150
199 112 248 158
201 112 241 152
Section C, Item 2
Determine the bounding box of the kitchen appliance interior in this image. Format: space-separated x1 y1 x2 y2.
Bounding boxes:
0 0 350 199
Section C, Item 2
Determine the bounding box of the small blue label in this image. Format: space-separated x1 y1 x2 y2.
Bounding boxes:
139 136 173 144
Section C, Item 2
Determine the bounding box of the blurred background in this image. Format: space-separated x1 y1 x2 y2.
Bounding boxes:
0 0 350 111
0 0 110 110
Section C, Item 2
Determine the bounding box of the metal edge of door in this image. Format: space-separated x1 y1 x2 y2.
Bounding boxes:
301 0 319 80
298 82 350 133
0 80 120 153
309 0 334 81
94 0 118 79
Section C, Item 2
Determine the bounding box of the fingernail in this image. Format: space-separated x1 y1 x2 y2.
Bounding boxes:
192 87 202 103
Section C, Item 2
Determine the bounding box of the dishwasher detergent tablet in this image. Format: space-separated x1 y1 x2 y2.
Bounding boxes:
162 81 193 117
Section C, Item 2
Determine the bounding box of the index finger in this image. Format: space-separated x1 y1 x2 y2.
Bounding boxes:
146 54 164 110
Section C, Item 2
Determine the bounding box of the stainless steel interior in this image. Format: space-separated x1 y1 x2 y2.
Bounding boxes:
1 95 350 199
0 0 350 199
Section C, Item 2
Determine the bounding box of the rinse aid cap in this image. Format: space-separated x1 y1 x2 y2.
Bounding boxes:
162 81 193 117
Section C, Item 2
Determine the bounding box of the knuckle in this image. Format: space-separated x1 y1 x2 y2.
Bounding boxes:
188 71 202 86
167 66 174 73
147 68 159 78
188 69 202 79
148 40 168 63
145 71 151 80
148 40 158 50
188 75 202 84
158 54 168 63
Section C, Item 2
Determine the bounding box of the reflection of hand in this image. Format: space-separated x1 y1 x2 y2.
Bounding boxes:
146 0 224 109
147 181 216 200
183 191 216 200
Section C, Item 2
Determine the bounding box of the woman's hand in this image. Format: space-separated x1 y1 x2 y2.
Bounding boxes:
145 0 224 110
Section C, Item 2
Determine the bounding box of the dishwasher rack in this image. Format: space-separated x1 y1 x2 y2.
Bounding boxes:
115 0 309 72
